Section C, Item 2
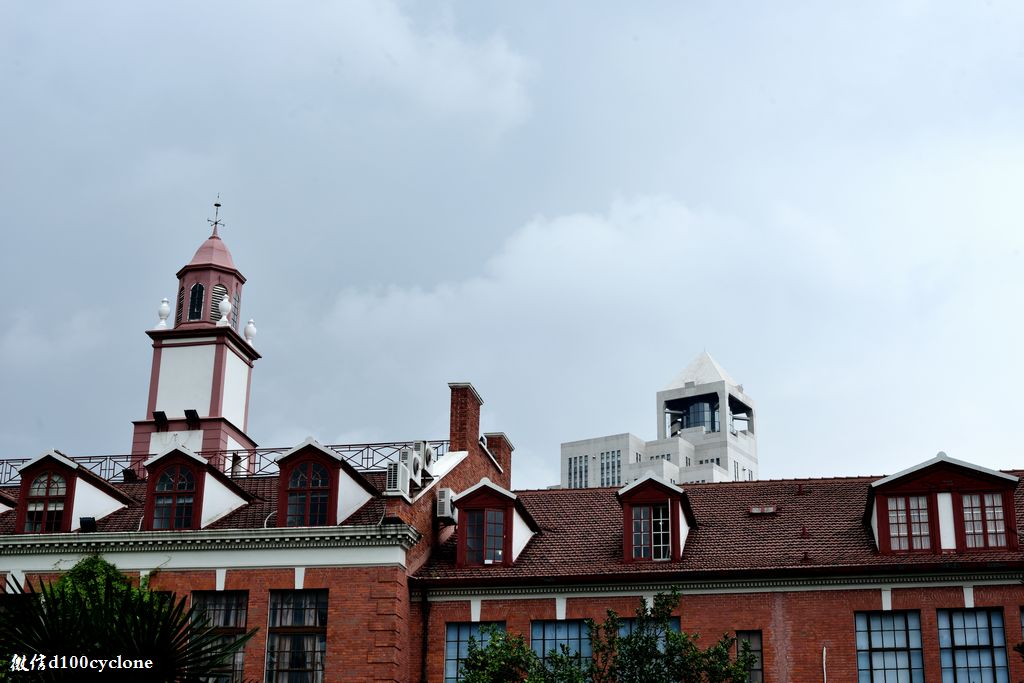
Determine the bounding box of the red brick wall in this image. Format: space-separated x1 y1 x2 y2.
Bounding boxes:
421 584 1024 683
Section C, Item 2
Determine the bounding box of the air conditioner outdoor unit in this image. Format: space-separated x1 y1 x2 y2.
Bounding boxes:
399 447 423 487
436 488 457 522
415 440 435 475
386 462 411 496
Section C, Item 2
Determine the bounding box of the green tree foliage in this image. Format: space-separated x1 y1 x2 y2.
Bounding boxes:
458 590 756 683
0 555 256 683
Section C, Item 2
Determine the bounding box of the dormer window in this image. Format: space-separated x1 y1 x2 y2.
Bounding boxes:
286 461 330 527
153 465 197 530
887 495 930 551
187 283 205 321
617 475 692 563
632 503 671 560
962 493 1006 548
466 509 505 564
869 452 1019 554
25 472 66 533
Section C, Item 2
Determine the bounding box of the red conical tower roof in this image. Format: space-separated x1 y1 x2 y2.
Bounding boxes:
188 233 237 270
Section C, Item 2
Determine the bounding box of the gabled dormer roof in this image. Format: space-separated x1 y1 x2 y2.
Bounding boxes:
276 437 380 497
143 445 254 503
616 473 696 529
871 451 1018 489
20 450 134 506
453 478 540 532
616 473 685 498
664 351 739 390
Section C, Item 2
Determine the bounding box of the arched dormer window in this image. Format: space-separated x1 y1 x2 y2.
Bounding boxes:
153 465 197 529
210 284 229 323
25 472 67 533
286 462 330 526
187 283 205 322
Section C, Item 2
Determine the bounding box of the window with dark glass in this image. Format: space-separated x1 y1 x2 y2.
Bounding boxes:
466 509 504 564
632 503 670 560
286 462 329 527
193 591 248 683
530 620 591 667
444 622 505 683
25 472 66 533
887 495 930 551
153 465 196 530
937 608 1008 683
855 611 923 683
266 590 327 683
188 283 205 321
963 493 1007 548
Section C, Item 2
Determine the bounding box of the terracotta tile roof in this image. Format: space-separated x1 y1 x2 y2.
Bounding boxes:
416 475 1024 584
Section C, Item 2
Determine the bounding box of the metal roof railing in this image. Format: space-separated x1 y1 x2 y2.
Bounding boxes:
0 440 451 486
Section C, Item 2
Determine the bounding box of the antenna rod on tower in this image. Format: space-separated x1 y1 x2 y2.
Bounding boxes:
208 194 225 237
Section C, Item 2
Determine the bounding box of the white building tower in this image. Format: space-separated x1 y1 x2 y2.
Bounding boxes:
130 203 261 475
560 352 757 488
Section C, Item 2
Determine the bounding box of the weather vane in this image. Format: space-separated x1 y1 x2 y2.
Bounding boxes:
208 194 225 237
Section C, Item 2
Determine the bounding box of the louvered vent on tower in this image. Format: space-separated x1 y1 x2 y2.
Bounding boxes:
175 287 184 326
210 284 229 323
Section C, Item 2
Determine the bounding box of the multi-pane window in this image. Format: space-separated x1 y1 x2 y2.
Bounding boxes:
286 462 330 527
530 620 592 666
736 631 764 683
188 283 205 321
937 608 1008 683
192 591 248 683
153 465 196 530
567 455 589 489
266 590 327 683
25 471 66 533
444 622 505 682
466 509 504 564
887 496 930 551
599 451 621 487
855 611 924 683
962 493 1007 548
631 503 671 560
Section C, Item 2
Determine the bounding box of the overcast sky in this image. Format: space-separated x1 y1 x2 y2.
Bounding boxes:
2 1 1023 489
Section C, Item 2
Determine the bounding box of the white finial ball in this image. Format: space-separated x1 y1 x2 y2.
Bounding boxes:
217 297 232 327
244 318 257 345
156 298 171 329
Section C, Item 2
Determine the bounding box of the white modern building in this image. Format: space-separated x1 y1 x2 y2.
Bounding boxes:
560 352 757 487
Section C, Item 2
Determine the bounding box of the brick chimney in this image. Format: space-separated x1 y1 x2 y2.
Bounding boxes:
484 433 514 489
448 383 484 454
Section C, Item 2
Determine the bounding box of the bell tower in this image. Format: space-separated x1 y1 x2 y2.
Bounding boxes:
130 202 261 473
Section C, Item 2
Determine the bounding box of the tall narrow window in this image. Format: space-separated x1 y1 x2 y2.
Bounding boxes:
266 590 327 683
25 472 66 533
231 290 241 329
153 465 196 530
445 622 505 683
466 509 504 565
632 503 671 560
286 462 330 527
937 609 1008 683
736 631 764 683
193 591 248 683
887 495 930 551
188 283 205 321
963 493 1007 548
855 611 923 683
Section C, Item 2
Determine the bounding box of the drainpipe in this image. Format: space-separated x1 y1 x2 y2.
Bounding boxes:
822 645 827 682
